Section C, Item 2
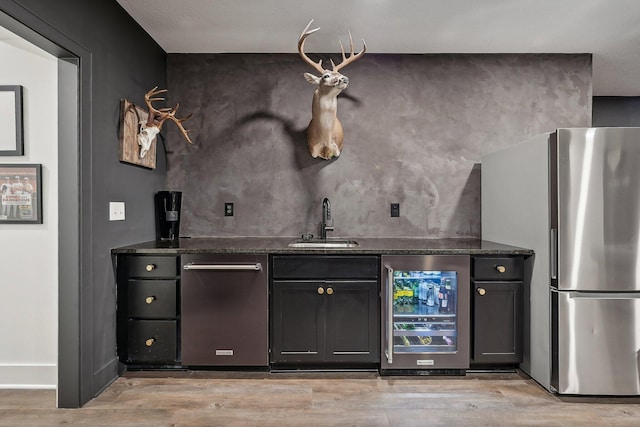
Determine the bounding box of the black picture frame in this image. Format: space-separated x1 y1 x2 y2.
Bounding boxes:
0 164 42 224
0 85 24 156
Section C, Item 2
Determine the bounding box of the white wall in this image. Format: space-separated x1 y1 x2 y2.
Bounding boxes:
0 30 58 388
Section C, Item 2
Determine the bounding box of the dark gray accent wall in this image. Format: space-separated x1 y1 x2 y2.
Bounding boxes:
1 0 167 407
593 97 640 127
167 54 592 239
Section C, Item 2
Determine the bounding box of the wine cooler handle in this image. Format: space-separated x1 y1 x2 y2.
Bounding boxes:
385 265 393 364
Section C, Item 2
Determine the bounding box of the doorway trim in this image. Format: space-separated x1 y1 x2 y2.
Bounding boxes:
0 3 93 408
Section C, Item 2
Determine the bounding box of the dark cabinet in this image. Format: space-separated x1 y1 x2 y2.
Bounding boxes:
272 281 323 359
325 281 379 359
271 255 380 366
470 256 524 366
116 255 181 366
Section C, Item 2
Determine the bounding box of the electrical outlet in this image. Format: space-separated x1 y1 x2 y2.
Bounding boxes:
390 203 400 217
224 202 234 217
109 201 125 221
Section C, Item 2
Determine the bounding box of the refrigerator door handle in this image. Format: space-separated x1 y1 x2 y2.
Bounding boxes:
550 228 558 280
384 265 393 364
568 291 640 299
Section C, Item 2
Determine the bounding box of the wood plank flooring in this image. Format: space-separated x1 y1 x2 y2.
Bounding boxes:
1 370 640 426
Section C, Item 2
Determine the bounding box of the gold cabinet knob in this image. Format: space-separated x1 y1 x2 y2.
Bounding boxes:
317 287 325 295
326 287 334 295
477 288 486 296
145 264 155 272
496 265 506 273
145 296 155 304
145 338 155 347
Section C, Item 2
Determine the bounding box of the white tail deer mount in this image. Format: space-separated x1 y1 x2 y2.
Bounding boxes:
138 86 193 158
298 20 366 160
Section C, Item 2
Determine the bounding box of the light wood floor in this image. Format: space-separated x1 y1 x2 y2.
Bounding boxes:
1 370 640 426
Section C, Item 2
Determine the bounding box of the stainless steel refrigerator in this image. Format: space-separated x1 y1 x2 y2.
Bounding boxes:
482 127 640 395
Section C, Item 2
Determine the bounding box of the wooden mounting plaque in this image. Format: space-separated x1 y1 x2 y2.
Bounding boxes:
119 99 156 169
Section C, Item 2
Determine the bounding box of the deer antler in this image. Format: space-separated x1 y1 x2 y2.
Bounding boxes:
331 31 367 72
144 86 193 144
298 19 325 74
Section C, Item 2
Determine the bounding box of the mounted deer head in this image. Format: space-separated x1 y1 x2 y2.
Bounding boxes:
138 86 193 158
298 20 366 160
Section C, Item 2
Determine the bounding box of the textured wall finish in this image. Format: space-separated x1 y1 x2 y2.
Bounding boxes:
166 54 591 239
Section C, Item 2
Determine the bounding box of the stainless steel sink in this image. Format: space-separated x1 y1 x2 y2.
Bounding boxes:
288 239 359 248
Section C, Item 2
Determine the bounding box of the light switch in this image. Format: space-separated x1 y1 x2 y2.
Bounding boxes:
109 201 125 221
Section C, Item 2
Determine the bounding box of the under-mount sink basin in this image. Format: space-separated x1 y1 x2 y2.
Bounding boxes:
288 239 359 248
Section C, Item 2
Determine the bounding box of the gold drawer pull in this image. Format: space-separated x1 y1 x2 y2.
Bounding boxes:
145 264 155 272
145 338 155 347
477 288 486 296
496 265 506 273
145 296 155 304
326 287 334 295
317 287 325 295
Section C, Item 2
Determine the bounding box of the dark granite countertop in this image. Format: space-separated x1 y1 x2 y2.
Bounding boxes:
111 237 533 256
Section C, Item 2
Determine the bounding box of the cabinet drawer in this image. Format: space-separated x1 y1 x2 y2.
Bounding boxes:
272 255 379 279
473 256 523 280
127 256 178 278
128 280 177 318
128 320 178 363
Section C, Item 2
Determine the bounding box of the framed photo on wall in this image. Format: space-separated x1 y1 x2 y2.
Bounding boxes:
0 164 42 224
0 85 24 156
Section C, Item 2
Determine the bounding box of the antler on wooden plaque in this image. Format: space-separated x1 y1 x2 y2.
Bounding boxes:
119 86 194 169
138 86 193 158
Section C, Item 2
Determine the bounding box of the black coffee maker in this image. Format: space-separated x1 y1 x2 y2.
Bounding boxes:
155 191 182 241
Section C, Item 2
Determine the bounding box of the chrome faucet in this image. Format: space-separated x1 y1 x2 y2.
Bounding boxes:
321 197 334 240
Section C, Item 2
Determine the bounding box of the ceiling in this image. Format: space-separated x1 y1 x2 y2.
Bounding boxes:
3 1 640 96
114 0 640 97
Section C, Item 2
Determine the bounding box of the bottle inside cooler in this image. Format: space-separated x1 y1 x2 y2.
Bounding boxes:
392 269 458 353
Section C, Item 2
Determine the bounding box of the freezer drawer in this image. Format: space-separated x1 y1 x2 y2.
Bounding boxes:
552 291 640 395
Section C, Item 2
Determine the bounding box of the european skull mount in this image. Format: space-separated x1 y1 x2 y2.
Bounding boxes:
298 20 366 160
137 86 194 158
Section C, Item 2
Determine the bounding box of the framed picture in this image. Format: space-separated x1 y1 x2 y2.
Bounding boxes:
0 86 24 156
0 164 42 224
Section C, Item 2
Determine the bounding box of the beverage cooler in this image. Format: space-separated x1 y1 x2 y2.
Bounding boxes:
381 255 470 373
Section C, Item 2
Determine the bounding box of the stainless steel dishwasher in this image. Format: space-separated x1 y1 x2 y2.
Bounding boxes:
181 254 269 366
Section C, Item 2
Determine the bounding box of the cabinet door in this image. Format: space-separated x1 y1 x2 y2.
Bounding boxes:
472 280 523 364
271 281 324 363
324 280 379 363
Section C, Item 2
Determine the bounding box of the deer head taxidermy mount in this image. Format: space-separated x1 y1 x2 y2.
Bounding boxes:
137 86 193 158
298 19 366 160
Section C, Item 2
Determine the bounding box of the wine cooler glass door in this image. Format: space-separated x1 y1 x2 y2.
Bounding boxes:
382 255 470 370
392 269 458 354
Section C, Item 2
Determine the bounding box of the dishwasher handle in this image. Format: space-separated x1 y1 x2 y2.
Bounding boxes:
183 263 262 271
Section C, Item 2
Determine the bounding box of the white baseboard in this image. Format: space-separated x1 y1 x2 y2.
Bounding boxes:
0 364 56 389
